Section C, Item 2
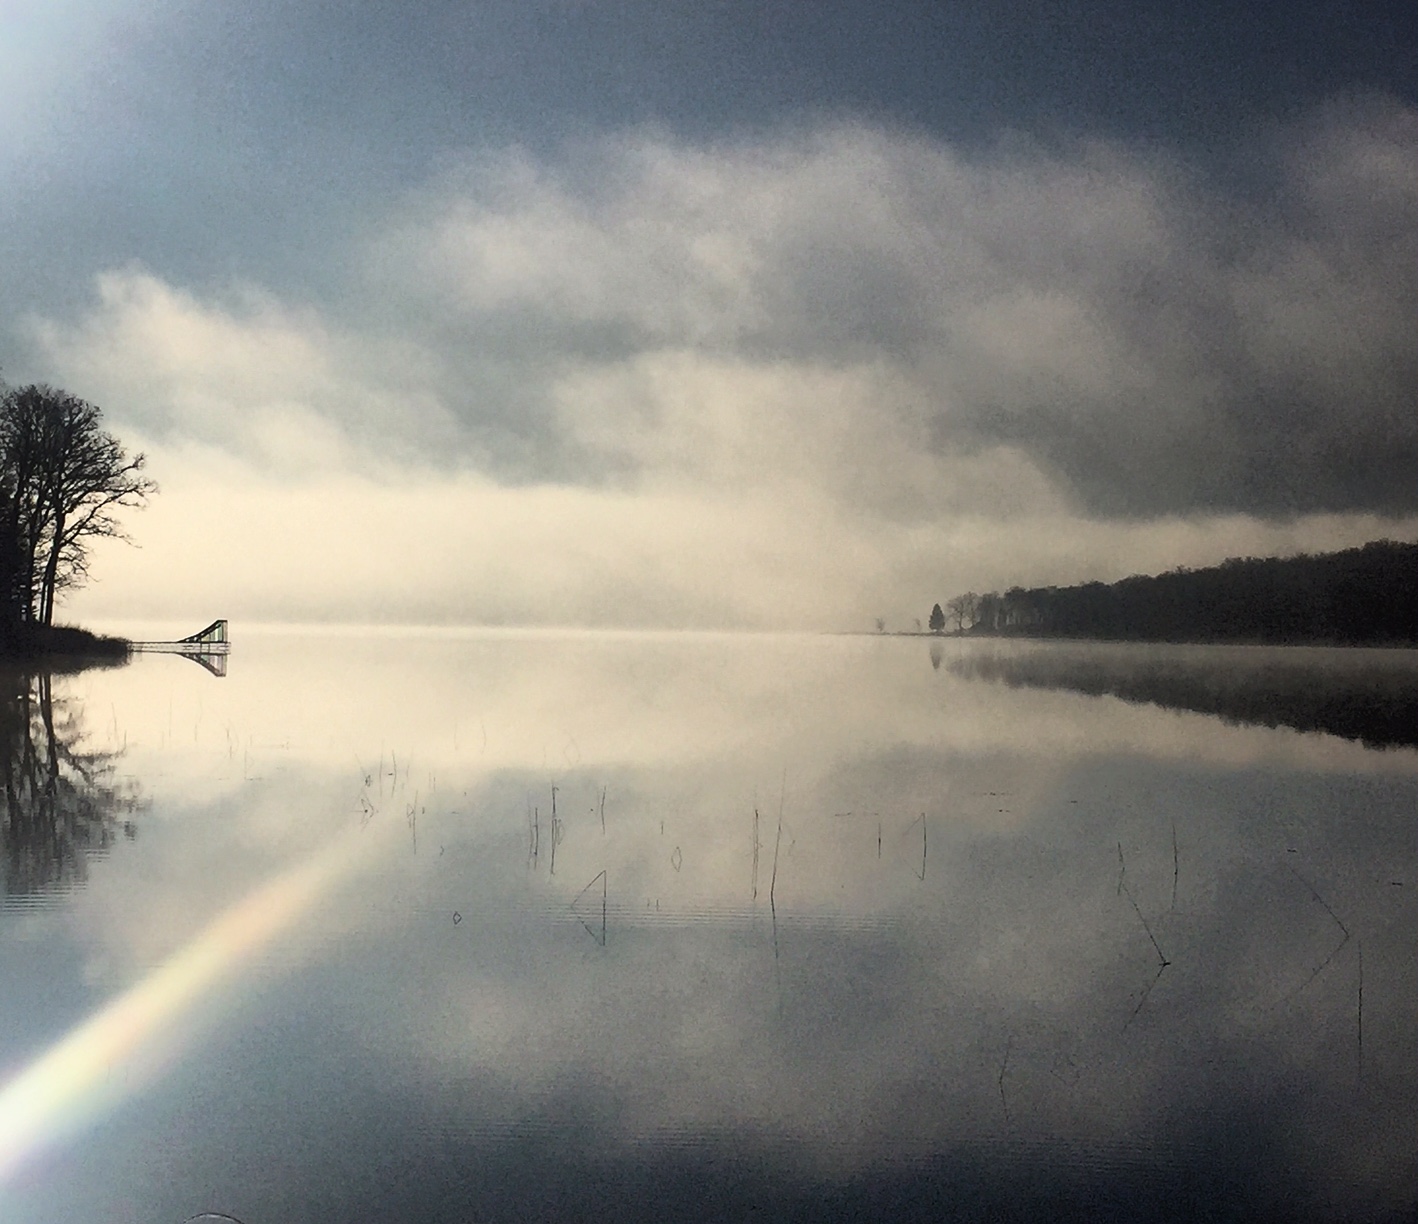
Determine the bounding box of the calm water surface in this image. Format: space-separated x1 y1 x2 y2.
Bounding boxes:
1 630 1416 1223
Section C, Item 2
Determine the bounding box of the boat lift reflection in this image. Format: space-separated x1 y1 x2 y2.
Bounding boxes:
129 620 231 677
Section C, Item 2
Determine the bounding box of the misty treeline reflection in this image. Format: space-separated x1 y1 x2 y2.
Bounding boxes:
0 663 140 898
946 641 1418 748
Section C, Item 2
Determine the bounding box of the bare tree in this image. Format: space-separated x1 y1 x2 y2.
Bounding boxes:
945 592 981 633
0 389 49 625
0 385 155 631
961 591 980 630
945 595 967 633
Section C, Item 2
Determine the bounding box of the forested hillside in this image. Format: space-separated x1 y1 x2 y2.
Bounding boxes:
943 540 1418 645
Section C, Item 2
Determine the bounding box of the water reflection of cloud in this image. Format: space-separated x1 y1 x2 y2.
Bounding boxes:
46 632 1418 1022
6 631 1415 1219
74 630 1418 783
222 773 1418 1217
271 746 1417 1214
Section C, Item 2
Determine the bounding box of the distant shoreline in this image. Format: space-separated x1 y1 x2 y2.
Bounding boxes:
926 539 1418 648
863 630 1418 648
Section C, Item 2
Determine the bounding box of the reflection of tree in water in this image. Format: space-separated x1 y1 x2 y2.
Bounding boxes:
948 645 1418 749
1 667 141 898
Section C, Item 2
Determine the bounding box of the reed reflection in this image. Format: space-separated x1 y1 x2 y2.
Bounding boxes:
1 664 141 899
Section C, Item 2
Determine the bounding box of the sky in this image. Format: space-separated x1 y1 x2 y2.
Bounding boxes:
2 0 1416 631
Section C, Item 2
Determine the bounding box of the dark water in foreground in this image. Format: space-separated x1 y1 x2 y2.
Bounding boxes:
1 631 1416 1223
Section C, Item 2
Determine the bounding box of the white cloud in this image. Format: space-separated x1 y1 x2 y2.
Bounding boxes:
31 270 459 475
29 102 1418 629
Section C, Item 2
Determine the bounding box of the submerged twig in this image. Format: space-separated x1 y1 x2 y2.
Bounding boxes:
1116 843 1169 966
549 813 563 875
1123 881 1170 967
573 870 608 945
769 773 787 1011
1288 865 1350 939
1123 962 1170 1032
752 806 761 901
769 774 785 911
998 1037 1013 1127
1279 865 1352 1004
1171 818 1179 911
1358 939 1364 1085
550 784 558 871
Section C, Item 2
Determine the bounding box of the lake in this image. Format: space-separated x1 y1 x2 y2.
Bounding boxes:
2 630 1416 1223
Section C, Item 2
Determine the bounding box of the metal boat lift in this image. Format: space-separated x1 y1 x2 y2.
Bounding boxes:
130 620 231 676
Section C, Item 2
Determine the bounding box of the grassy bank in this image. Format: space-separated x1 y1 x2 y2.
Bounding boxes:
0 624 132 665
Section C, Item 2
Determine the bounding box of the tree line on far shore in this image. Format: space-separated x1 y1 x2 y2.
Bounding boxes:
0 381 154 648
931 539 1418 646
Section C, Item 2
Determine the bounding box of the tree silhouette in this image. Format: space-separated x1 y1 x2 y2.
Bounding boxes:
945 592 980 633
947 541 1418 646
0 384 155 639
929 603 946 634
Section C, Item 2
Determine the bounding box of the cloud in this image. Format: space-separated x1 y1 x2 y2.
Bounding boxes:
361 102 1418 517
27 99 1418 628
29 271 460 476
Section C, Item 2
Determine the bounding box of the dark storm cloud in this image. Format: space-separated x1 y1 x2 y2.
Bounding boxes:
6 2 1417 532
5 0 1414 321
28 99 1418 526
341 101 1417 519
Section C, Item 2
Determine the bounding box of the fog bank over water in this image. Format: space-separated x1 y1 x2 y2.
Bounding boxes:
67 454 1418 631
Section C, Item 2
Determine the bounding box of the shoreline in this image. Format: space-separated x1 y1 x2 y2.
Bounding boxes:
0 624 132 665
860 630 1418 648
